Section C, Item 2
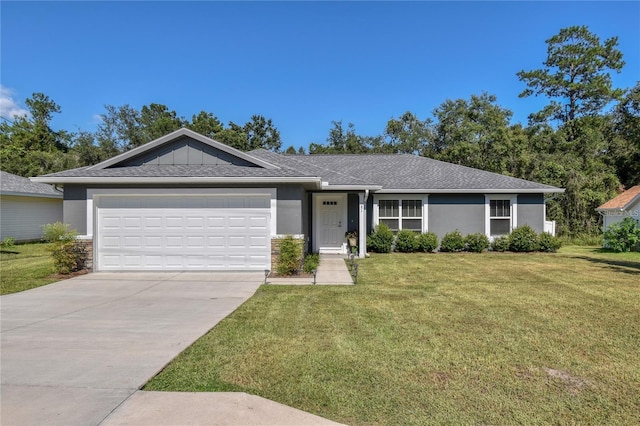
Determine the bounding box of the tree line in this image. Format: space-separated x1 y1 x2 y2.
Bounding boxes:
1 26 638 236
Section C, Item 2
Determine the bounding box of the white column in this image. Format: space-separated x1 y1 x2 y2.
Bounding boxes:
358 192 366 258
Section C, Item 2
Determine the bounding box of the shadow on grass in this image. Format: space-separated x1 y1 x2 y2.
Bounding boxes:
0 249 20 255
571 255 640 275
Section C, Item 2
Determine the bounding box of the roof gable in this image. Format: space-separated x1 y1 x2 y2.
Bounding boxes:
597 186 640 211
87 128 278 170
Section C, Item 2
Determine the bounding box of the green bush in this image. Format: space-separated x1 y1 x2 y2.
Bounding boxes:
509 225 539 252
491 236 510 252
50 241 88 274
395 229 418 253
1 237 16 248
538 232 562 252
276 235 302 276
42 222 74 243
416 232 438 253
367 223 394 253
465 233 490 253
440 230 465 252
303 253 320 274
603 217 640 252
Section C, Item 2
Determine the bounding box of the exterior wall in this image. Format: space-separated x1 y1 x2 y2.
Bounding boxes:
347 193 359 234
63 185 87 234
0 195 63 242
517 194 545 233
120 137 256 167
276 185 305 235
601 198 640 231
428 194 485 239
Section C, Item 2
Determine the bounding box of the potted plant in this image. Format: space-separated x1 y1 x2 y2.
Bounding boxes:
345 230 358 248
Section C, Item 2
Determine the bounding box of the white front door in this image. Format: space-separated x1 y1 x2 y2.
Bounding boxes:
315 195 347 254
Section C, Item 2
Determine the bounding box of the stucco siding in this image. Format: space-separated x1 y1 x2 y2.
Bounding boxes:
0 195 63 241
277 185 305 235
63 185 88 234
428 194 485 239
517 194 545 233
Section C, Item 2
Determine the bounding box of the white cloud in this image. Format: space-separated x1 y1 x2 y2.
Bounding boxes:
0 85 29 121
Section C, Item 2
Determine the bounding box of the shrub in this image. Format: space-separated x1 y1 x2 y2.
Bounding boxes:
367 223 394 253
1 237 16 248
440 230 465 252
42 222 74 243
509 225 539 252
538 232 562 253
276 235 302 276
603 217 640 252
395 229 418 253
50 241 88 274
491 236 510 252
465 233 490 253
416 232 438 253
303 253 320 274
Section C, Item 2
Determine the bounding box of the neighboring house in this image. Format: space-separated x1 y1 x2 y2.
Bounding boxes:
32 128 563 271
596 186 640 232
1 170 63 242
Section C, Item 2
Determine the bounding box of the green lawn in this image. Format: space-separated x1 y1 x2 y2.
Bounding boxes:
144 247 637 424
0 242 58 295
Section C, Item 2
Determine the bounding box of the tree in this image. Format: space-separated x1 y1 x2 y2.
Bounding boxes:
609 83 640 186
430 93 513 172
384 112 431 155
96 104 143 152
138 103 186 142
187 111 224 139
517 26 625 126
243 115 281 152
0 92 73 176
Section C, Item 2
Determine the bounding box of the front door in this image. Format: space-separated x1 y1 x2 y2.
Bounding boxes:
315 195 346 254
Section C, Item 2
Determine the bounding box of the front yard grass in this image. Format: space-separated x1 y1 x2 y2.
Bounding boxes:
145 247 640 425
0 242 57 295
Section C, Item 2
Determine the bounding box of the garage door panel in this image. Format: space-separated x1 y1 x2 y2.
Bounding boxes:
97 195 271 271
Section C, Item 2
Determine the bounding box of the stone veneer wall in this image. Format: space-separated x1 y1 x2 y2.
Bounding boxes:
270 235 305 273
76 239 93 271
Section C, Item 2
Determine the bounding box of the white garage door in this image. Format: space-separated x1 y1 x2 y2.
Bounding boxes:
96 195 271 271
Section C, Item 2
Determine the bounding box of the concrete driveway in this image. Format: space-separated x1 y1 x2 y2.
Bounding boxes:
1 272 263 425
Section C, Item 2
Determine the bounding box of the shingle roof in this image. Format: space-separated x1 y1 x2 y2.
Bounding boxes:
250 150 561 192
597 186 640 211
0 171 62 197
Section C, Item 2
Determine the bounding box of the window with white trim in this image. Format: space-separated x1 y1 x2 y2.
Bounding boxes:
379 199 422 231
489 199 511 236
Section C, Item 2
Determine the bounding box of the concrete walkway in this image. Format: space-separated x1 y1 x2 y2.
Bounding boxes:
268 254 354 285
1 272 341 425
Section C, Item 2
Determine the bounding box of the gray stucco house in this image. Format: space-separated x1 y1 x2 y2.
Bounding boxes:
1 170 63 242
32 128 563 271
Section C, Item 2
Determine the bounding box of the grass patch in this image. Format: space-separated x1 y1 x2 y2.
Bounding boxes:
145 247 640 424
0 242 58 295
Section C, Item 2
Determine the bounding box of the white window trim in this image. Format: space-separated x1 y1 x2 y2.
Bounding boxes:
373 194 429 233
485 194 517 239
85 188 277 239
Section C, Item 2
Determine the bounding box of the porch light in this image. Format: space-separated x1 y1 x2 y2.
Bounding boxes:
264 269 270 284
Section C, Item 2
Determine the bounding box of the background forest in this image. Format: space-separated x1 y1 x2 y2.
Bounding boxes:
1 26 638 237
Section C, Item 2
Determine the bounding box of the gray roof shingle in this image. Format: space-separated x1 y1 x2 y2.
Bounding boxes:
1 171 63 197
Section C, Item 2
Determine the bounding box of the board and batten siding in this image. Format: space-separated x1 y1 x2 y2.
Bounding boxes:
0 195 63 242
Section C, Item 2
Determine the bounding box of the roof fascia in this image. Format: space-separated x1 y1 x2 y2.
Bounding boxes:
320 184 383 191
86 128 279 171
376 188 565 194
30 176 321 188
0 190 62 199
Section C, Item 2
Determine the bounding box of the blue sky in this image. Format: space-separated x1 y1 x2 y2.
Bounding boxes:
1 1 639 150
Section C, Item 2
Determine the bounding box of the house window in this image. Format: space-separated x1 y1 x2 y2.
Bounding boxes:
490 199 511 235
379 199 422 231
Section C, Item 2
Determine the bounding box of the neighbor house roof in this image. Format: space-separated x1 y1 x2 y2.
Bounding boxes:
0 171 62 198
596 186 640 211
31 129 563 193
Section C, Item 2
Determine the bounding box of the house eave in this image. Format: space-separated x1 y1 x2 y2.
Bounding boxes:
30 176 322 188
376 188 565 194
0 190 63 199
320 184 383 191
